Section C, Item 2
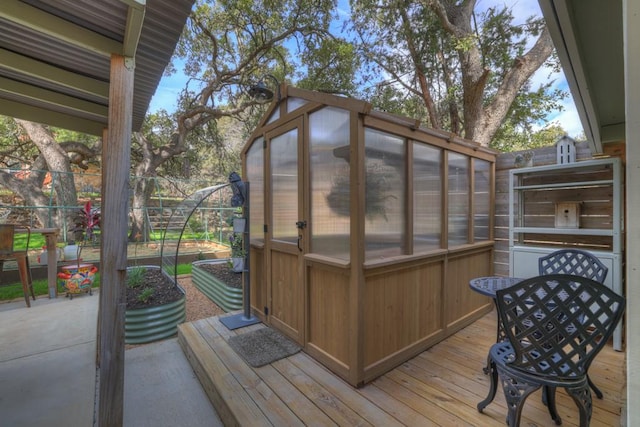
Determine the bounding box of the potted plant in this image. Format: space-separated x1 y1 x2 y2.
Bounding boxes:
228 232 245 273
57 201 100 298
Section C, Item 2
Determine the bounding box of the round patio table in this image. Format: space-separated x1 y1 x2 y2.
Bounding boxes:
469 276 522 298
469 276 523 373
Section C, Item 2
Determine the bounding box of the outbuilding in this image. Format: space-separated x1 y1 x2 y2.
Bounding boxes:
242 85 498 386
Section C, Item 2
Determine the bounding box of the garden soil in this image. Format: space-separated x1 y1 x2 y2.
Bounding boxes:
125 268 227 321
194 262 242 288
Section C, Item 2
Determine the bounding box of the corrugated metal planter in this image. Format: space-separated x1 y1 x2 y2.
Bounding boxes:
192 259 242 312
125 266 186 345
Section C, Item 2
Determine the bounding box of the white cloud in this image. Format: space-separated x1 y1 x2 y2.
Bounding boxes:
540 92 585 138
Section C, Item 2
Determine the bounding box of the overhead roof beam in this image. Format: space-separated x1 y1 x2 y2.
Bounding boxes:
0 49 109 101
122 0 146 57
0 0 123 57
0 98 105 135
0 76 108 120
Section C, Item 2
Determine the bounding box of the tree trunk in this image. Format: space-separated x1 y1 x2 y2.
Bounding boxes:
12 120 79 232
431 0 554 146
129 175 155 242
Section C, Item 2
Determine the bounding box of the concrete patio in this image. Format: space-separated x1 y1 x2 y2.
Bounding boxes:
0 292 222 427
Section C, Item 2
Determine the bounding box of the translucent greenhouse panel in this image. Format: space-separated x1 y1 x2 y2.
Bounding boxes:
309 107 350 260
448 152 469 246
266 107 280 124
271 129 298 243
413 143 442 252
364 128 406 259
246 138 264 244
287 97 308 113
473 159 491 241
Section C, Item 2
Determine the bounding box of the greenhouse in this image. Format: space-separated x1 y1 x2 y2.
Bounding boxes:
241 85 497 386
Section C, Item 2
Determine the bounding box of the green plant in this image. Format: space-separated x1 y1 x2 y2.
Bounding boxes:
69 200 101 266
126 267 145 288
228 233 245 258
137 287 154 303
188 217 204 233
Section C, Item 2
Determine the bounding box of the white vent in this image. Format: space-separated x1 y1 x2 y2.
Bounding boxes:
556 135 576 164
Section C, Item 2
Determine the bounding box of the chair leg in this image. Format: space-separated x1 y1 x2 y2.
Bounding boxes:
26 257 35 300
17 257 31 308
483 351 491 374
566 385 593 427
478 360 499 412
497 369 540 427
588 375 603 399
543 386 562 425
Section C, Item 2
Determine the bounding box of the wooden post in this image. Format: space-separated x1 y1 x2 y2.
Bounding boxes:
96 127 108 367
42 229 59 298
625 1 640 423
98 54 133 427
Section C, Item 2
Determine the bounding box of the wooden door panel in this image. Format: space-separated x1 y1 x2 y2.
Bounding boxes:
270 250 303 342
266 118 305 345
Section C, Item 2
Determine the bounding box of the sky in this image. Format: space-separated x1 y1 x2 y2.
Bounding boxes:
148 0 584 139
481 1 583 138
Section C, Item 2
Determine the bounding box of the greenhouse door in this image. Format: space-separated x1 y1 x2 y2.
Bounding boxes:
266 118 305 344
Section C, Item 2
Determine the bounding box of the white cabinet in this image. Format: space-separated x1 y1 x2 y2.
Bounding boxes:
508 158 624 349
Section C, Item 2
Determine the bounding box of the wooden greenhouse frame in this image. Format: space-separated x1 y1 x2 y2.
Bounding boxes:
241 86 499 387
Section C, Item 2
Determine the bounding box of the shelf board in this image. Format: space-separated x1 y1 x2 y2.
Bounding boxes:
512 227 613 236
509 158 619 175
513 179 613 191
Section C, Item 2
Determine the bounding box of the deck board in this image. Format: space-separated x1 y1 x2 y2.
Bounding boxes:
178 311 625 427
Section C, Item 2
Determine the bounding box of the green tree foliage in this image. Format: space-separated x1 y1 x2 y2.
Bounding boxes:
349 0 566 148
295 38 360 96
492 122 569 152
129 0 349 240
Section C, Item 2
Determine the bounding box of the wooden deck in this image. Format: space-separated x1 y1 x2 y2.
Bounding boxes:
178 311 625 427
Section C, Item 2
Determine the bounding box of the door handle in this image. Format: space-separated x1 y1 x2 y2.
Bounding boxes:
296 220 306 251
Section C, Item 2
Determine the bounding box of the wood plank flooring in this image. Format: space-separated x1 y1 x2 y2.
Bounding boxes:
178 311 625 427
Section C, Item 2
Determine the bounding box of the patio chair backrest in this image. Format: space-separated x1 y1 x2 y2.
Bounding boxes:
538 248 608 284
0 224 15 256
495 274 625 379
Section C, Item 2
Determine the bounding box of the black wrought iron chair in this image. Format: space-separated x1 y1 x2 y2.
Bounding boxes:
477 274 625 426
539 248 608 284
538 248 608 398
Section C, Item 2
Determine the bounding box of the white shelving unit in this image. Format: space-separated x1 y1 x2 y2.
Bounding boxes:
508 157 624 350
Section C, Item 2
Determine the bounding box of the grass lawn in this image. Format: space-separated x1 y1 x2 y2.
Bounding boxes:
10 230 221 252
0 263 192 301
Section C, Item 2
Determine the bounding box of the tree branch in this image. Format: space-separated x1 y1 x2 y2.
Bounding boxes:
478 27 554 144
399 6 441 128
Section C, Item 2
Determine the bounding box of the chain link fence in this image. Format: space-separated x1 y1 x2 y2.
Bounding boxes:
0 168 236 263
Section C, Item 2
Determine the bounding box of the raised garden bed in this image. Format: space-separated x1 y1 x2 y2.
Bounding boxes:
125 265 186 344
191 259 242 312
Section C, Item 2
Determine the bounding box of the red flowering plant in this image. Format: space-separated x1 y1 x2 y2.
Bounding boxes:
69 200 101 267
